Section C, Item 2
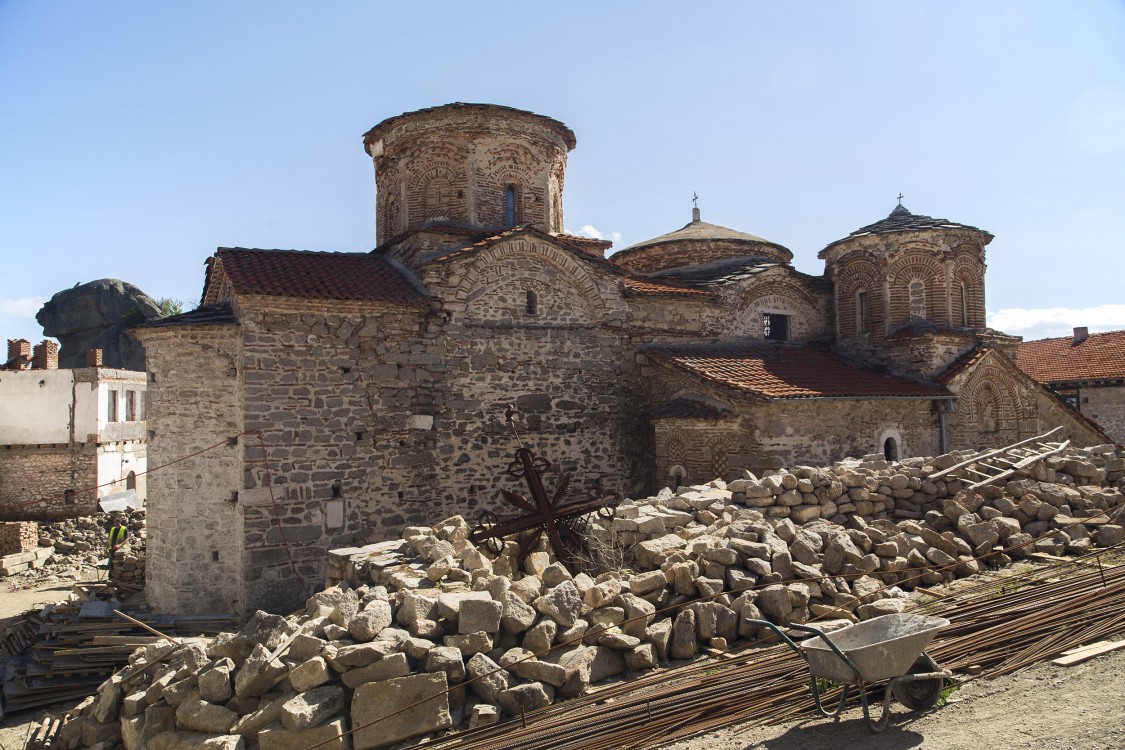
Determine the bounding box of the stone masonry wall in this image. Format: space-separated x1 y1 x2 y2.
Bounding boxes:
1081 385 1125 444
0 446 98 520
139 324 244 615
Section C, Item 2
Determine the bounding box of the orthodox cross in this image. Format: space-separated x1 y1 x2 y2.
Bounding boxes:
469 408 620 572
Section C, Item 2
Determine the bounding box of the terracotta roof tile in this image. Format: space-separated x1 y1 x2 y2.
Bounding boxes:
646 344 951 400
1018 330 1125 384
623 277 718 299
212 248 427 305
426 225 625 275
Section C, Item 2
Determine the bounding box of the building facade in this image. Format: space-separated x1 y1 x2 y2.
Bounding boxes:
1 340 147 520
1018 328 1125 444
134 103 1107 616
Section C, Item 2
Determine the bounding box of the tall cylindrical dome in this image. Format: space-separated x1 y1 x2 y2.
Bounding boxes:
363 103 576 245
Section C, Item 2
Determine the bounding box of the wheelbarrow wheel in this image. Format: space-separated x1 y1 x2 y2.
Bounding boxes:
891 658 945 711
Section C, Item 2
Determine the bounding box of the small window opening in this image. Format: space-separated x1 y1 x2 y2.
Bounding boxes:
340 366 351 374
959 282 969 326
856 291 869 334
64 489 75 505
763 313 789 341
354 430 366 442
525 290 539 316
503 185 518 227
397 490 404 501
883 437 899 461
107 390 118 422
125 390 136 421
126 471 136 491
331 483 342 498
908 280 926 320
211 550 220 562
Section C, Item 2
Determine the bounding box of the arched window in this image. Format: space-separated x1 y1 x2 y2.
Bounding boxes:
908 280 926 320
126 471 136 491
959 282 969 326
525 289 539 316
668 464 687 491
856 290 869 334
883 437 899 461
503 185 518 227
425 177 450 219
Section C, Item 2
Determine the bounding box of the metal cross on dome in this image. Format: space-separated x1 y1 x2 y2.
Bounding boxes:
469 407 621 572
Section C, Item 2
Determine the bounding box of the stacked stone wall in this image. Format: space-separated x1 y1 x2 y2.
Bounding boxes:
0 446 98 520
1081 385 1125 444
138 325 244 616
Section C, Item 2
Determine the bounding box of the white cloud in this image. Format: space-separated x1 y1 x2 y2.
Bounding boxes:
988 304 1125 340
0 296 46 317
565 225 624 245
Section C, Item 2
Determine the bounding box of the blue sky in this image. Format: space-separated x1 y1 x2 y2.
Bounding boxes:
2 1 1123 346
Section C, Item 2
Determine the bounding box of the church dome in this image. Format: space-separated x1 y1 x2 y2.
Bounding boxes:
818 203 992 258
612 208 792 274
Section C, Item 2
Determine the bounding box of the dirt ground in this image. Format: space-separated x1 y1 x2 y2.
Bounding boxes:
0 567 101 749
2 573 1123 750
664 647 1125 750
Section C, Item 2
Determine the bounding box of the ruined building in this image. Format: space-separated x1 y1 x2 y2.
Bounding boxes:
132 103 1107 616
1 340 147 520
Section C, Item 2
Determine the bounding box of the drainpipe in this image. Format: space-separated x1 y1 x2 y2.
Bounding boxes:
937 399 954 454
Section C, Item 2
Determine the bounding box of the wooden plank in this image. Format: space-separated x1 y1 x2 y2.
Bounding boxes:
1051 640 1125 666
928 426 1062 479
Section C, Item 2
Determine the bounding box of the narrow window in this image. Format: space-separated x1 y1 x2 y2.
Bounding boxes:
525 289 539 316
64 489 75 505
856 291 869 334
908 280 926 320
763 313 789 341
504 185 518 227
107 390 118 422
125 390 135 421
883 437 899 461
126 471 136 490
959 282 969 326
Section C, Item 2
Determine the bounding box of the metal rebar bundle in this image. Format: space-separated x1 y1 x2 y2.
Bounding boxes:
419 548 1125 750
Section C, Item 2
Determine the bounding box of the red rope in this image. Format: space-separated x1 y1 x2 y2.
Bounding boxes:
250 430 312 598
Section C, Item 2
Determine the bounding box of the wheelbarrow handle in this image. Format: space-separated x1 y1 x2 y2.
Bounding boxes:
744 619 863 683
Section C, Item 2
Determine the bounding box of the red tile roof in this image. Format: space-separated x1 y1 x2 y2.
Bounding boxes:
623 277 718 299
426 225 625 275
210 248 427 305
1018 329 1125 384
935 347 991 384
646 344 952 400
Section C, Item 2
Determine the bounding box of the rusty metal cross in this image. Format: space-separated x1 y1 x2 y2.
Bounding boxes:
470 446 620 572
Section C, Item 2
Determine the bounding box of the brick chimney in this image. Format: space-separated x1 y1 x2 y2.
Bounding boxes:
31 340 59 370
6 339 31 369
1073 326 1089 345
86 348 103 368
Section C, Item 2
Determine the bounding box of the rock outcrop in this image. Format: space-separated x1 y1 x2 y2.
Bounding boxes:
36 279 163 370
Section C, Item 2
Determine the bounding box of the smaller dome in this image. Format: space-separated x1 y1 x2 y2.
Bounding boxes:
612 209 792 274
819 203 992 258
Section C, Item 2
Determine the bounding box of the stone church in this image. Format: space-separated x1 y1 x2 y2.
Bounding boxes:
133 103 1107 616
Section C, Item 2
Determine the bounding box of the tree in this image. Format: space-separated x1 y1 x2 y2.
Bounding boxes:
156 298 185 317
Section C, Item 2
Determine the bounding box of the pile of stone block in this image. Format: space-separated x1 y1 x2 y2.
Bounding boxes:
58 444 1123 749
38 510 146 560
0 521 39 555
0 546 54 576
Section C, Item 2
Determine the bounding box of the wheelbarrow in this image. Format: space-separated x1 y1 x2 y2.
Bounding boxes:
747 613 953 732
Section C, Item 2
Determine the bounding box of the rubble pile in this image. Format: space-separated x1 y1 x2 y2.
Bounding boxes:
59 446 1124 750
29 510 148 583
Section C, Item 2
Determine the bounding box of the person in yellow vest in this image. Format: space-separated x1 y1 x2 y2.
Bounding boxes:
106 515 129 579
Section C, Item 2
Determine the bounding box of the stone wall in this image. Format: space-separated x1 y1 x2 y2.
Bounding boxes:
1081 385 1125 444
0 445 98 520
138 323 245 615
